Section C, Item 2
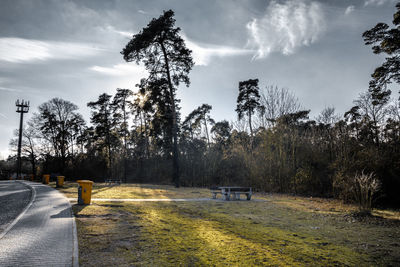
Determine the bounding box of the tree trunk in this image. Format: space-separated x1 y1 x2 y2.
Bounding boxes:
31 155 36 180
61 139 65 174
203 117 210 148
249 111 253 149
105 110 112 179
160 42 180 187
123 103 127 183
249 112 253 138
372 112 380 146
144 113 150 159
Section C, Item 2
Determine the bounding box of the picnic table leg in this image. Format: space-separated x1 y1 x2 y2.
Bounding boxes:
212 192 217 199
246 193 252 200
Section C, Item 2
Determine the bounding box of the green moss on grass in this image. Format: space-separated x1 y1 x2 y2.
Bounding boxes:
57 182 211 199
121 202 365 266
70 185 400 266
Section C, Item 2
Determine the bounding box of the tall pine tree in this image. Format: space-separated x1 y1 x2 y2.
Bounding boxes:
122 10 194 187
236 79 261 143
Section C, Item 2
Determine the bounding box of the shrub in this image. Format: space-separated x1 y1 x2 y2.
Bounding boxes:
351 171 380 213
292 167 313 195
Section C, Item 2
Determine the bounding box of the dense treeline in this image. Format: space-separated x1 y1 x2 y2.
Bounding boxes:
3 7 400 207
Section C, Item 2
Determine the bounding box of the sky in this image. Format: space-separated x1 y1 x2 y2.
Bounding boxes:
0 0 399 159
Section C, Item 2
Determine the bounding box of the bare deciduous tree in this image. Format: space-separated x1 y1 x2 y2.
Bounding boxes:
316 106 341 125
354 91 389 144
259 86 301 128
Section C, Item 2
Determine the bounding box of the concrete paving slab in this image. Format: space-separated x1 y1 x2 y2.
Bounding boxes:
0 181 78 267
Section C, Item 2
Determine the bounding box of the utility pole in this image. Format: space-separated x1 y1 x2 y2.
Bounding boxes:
16 99 29 179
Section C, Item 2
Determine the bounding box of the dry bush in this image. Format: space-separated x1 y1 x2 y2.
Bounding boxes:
351 171 380 213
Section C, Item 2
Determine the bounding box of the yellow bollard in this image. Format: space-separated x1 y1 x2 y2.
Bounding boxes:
56 176 65 188
77 180 94 205
42 174 50 184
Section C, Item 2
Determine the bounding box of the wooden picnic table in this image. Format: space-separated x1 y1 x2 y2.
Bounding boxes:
211 186 252 201
104 179 122 185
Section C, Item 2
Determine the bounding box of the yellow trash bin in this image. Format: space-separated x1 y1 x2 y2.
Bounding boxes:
56 176 64 188
77 180 93 205
43 174 50 184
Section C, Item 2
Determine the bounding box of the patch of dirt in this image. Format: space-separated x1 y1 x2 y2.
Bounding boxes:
75 213 114 218
97 204 124 208
344 212 400 227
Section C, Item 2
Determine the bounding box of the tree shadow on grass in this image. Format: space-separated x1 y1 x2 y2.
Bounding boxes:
90 184 119 197
71 204 87 216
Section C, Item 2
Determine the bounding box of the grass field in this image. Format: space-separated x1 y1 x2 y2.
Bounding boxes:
55 181 211 199
55 182 400 266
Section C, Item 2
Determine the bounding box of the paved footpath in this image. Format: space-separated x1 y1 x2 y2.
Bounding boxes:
0 181 78 267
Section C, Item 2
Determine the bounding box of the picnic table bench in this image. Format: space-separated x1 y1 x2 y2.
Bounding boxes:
211 187 252 201
104 179 122 185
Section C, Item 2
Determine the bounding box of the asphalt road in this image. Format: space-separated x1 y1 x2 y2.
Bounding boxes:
0 181 31 233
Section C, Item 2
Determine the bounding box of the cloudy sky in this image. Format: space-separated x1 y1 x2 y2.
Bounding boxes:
0 0 398 158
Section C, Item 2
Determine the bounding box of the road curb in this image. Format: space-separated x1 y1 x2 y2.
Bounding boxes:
69 196 79 267
54 186 79 267
0 180 36 240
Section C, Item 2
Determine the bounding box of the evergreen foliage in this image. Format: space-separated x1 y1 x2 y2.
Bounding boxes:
7 7 400 208
122 10 194 187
